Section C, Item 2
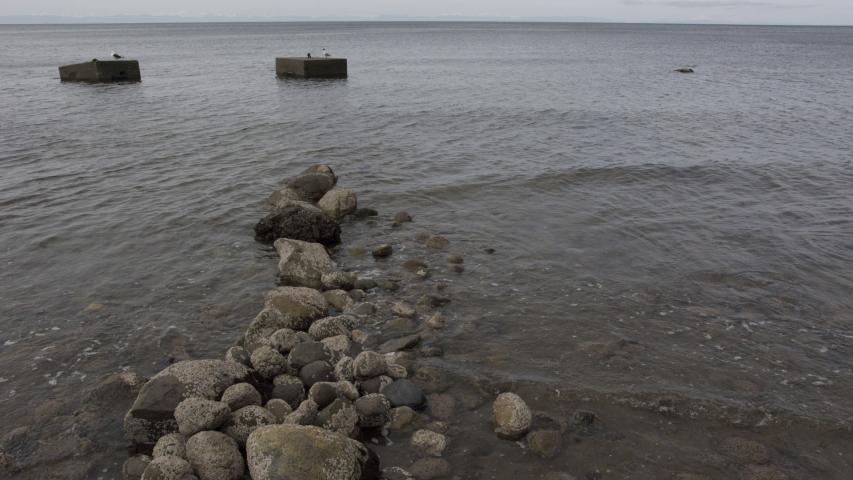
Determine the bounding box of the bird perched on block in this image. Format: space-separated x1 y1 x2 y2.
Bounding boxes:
322 48 331 58
111 51 123 59
307 52 312 59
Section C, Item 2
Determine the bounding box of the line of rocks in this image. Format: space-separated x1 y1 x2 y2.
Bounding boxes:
121 164 538 480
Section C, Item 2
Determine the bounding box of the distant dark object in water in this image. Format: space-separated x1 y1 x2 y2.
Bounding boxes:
675 67 695 73
112 51 123 59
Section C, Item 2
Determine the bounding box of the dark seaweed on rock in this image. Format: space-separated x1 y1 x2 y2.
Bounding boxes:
254 204 341 246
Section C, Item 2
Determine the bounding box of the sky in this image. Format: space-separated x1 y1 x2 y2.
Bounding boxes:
1 0 852 25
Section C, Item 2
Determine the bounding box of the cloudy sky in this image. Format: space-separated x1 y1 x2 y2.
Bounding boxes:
2 0 852 25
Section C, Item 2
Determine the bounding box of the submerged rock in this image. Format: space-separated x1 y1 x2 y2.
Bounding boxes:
408 458 451 480
527 429 562 458
246 424 379 480
372 244 393 258
318 188 358 219
425 236 449 250
493 392 532 440
185 431 244 480
411 429 447 457
124 360 249 445
123 454 152 480
274 238 337 289
381 379 426 409
254 203 341 246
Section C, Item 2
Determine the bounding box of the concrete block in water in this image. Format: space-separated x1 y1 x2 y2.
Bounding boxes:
276 57 347 79
59 60 141 83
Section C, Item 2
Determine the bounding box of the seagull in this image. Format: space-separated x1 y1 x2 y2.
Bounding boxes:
111 51 123 59
322 48 331 59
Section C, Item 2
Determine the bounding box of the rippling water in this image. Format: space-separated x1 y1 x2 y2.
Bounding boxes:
1 22 853 479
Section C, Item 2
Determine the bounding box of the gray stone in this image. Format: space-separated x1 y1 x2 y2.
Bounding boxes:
393 211 412 223
271 383 306 409
264 287 329 331
308 382 340 409
493 392 532 439
287 172 337 202
243 308 288 352
425 313 447 330
411 429 447 457
265 399 293 423
269 328 301 353
353 351 386 379
224 346 251 367
335 356 355 381
174 398 231 436
354 394 391 428
386 363 408 379
308 315 356 340
289 341 329 368
185 431 244 480
124 360 248 445
391 302 416 318
378 334 420 354
223 405 277 447
381 379 426 409
300 360 334 387
321 335 352 356
246 424 379 480
318 188 358 220
371 244 393 258
527 429 562 459
388 406 416 430
254 202 341 245
282 399 319 426
323 289 354 310
250 346 288 379
321 271 356 291
349 289 366 301
220 383 261 411
425 236 449 250
266 187 301 209
353 278 377 290
426 394 456 420
141 455 192 480
409 458 451 480
348 302 377 316
315 397 359 437
274 238 337 289
123 454 152 480
153 433 186 459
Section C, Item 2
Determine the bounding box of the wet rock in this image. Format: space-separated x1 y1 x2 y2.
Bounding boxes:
425 421 449 435
246 424 379 480
290 341 329 368
315 398 359 436
353 278 377 290
300 164 337 179
323 289 354 310
266 186 301 209
272 374 303 386
349 288 366 301
416 294 451 311
413 367 450 393
271 383 306 409
379 334 420 354
264 287 329 331
141 455 192 480
309 315 357 340
250 346 288 379
393 211 413 224
411 429 447 457
741 465 788 480
382 379 426 409
401 259 427 273
174 398 231 436
308 382 340 409
426 394 456 420
386 363 408 379
224 346 251 367
348 302 377 316
274 238 337 289
354 207 378 218
372 244 393 258
123 454 152 480
254 203 341 246
360 375 394 394
125 360 248 445
353 351 387 379
446 255 463 264
265 399 293 422
322 335 352 356
388 406 416 430
335 356 355 381
220 383 261 411
450 264 464 273
321 271 356 291
224 405 277 446
351 329 370 344
318 188 358 219
419 345 443 358
243 308 288 352
287 172 337 203
391 302 416 318
409 458 451 480
269 328 301 353
384 467 415 480
721 437 771 464
387 316 417 332
283 399 319 425
527 429 561 458
493 392 532 439
300 360 334 386
425 313 448 330
336 381 360 401
153 434 186 459
425 236 449 250
354 393 391 428
186 430 244 480
90 371 147 406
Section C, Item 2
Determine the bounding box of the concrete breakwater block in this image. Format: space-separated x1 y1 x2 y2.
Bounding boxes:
276 57 347 79
59 60 141 83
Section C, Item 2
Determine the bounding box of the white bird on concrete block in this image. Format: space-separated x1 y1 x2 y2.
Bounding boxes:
322 48 331 58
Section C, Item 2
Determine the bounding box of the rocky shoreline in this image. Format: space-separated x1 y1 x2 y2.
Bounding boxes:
119 165 538 480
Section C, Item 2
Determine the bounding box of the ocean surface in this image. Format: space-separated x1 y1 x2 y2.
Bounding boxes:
1 22 852 479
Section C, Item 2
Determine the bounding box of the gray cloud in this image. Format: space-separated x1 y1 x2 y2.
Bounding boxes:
622 0 815 7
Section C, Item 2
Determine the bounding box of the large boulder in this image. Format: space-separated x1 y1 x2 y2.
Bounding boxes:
186 431 244 480
264 287 330 331
124 360 249 445
254 201 341 246
318 188 357 220
274 239 337 289
287 172 337 202
246 424 379 480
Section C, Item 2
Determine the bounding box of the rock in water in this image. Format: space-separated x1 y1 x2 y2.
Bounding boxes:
246 424 380 480
318 188 358 219
287 172 337 202
493 392 532 439
381 379 426 409
254 203 341 246
185 431 245 480
274 238 337 289
263 287 329 331
410 429 447 457
174 398 231 436
124 360 249 445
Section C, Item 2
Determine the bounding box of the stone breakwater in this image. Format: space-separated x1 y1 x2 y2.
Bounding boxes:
119 165 540 480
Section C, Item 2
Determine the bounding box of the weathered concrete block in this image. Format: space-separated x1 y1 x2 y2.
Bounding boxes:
276 57 347 79
59 60 141 83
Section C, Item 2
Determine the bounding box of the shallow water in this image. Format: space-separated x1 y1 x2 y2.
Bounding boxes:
1 22 852 478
